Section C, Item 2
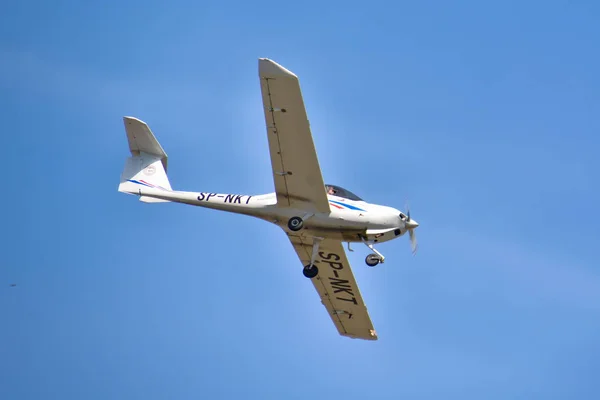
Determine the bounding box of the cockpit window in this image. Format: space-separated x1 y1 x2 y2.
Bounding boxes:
325 184 364 201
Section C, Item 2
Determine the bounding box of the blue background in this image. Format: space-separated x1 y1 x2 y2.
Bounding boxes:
2 1 599 398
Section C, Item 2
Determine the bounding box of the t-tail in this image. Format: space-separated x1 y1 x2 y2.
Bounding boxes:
118 116 173 203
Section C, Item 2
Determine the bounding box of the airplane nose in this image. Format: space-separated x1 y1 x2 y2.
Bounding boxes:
406 219 419 229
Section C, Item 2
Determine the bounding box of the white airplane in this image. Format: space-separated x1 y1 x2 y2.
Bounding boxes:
118 58 419 340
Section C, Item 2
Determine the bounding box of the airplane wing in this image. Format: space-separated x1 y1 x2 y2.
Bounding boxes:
287 234 378 340
258 58 330 214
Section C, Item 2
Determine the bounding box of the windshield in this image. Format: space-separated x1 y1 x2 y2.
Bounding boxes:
325 184 364 201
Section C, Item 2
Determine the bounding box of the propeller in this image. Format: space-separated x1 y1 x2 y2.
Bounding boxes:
404 201 419 255
409 229 418 255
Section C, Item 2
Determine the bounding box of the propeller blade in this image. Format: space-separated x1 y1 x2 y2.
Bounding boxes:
409 229 418 255
404 200 418 255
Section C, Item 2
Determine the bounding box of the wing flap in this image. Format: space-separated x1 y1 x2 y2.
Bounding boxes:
287 234 378 340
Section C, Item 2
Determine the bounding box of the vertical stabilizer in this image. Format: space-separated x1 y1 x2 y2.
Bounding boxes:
118 117 173 203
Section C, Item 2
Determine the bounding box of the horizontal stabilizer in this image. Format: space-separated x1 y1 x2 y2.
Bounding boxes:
139 196 170 203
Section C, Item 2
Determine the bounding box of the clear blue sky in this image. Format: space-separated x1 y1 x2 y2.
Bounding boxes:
2 1 599 398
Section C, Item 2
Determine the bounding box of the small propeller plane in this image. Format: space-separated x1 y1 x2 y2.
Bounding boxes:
117 58 419 340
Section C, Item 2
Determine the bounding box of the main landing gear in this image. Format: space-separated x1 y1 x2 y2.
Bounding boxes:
303 264 318 278
288 216 303 231
302 236 323 279
287 213 315 232
362 238 385 267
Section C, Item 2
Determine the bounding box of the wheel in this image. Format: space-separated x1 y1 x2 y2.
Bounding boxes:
288 216 304 231
365 253 380 267
303 264 319 278
365 254 380 267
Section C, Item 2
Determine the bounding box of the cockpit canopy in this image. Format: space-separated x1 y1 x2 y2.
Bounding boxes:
325 184 364 201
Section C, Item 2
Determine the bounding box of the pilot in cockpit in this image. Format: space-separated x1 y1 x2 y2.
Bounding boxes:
327 186 337 195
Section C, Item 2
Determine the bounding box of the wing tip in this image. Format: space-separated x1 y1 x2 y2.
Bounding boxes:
258 58 298 78
342 330 379 341
123 116 147 126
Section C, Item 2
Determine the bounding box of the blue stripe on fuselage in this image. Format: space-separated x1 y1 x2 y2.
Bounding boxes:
128 179 153 188
329 200 366 211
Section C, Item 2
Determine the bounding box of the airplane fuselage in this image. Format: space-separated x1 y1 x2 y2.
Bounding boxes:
129 187 408 244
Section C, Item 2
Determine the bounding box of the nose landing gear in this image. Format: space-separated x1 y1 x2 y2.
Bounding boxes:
365 253 383 267
361 237 385 267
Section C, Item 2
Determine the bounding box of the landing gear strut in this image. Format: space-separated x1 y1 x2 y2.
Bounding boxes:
303 236 323 279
